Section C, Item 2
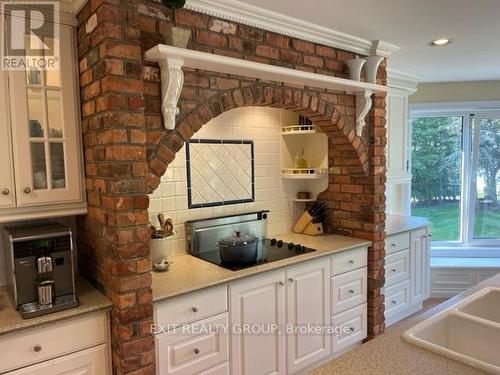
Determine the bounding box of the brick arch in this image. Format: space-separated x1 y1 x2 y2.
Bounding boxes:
144 82 370 194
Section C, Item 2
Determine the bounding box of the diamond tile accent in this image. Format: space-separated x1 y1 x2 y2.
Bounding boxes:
186 140 254 208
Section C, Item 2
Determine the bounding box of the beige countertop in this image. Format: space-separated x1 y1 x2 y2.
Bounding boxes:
386 214 430 235
152 233 371 302
0 276 111 337
309 272 500 375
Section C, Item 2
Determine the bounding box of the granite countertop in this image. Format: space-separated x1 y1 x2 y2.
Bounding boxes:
386 214 430 235
0 276 111 337
152 232 371 302
309 273 500 375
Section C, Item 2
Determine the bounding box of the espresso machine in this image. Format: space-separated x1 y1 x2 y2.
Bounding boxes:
2 223 78 318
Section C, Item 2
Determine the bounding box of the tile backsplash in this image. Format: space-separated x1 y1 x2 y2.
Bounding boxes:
149 107 299 254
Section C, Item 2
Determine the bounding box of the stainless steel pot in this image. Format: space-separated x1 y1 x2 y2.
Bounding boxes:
218 231 258 263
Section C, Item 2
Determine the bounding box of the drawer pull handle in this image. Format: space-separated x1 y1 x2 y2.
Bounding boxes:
193 348 200 355
390 268 397 273
34 345 42 352
192 307 199 313
278 281 284 286
391 243 396 247
24 187 32 194
1 188 9 195
348 260 354 265
391 300 397 305
349 326 355 332
288 278 294 283
348 289 355 294
428 234 433 238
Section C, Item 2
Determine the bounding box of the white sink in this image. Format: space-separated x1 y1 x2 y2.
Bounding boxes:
402 287 500 374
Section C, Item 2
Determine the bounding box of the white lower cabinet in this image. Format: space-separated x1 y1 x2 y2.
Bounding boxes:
331 303 367 354
156 313 229 375
286 259 331 374
155 248 368 375
229 269 286 375
6 344 109 375
1 312 111 374
384 226 431 326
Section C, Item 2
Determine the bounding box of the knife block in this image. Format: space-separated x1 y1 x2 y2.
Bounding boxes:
292 212 324 236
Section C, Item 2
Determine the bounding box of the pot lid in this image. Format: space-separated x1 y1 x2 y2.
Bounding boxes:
218 231 257 247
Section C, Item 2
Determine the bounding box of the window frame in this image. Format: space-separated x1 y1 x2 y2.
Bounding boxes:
410 104 500 256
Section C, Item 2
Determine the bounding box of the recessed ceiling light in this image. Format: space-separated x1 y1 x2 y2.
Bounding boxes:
428 38 453 47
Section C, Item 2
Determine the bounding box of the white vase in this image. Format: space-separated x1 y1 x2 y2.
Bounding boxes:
364 55 384 84
345 58 366 81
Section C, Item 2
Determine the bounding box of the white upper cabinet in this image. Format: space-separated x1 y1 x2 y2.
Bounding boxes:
0 70 15 209
386 87 411 184
0 21 86 222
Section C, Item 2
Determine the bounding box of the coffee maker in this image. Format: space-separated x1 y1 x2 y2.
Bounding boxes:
2 223 78 318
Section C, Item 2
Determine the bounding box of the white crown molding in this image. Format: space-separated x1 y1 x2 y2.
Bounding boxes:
387 68 422 93
60 0 87 15
185 0 401 57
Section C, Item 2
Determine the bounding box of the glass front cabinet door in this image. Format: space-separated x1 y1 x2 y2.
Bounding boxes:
2 21 85 219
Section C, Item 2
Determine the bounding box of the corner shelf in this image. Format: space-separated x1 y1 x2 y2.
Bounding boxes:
281 168 328 179
292 198 316 203
281 125 318 135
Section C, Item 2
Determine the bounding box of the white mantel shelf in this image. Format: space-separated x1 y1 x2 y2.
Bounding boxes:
144 44 387 133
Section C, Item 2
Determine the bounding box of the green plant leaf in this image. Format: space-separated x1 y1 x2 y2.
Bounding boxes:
162 0 186 9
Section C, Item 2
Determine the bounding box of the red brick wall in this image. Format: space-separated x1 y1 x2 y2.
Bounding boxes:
76 0 386 372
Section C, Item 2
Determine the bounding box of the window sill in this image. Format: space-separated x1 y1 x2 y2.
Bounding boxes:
431 257 500 269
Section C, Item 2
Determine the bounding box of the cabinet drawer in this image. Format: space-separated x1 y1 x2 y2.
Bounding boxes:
0 312 108 373
7 343 110 375
331 247 367 276
156 313 229 375
199 362 229 375
331 303 367 354
385 280 410 318
386 232 410 254
331 268 367 314
385 249 410 287
155 285 227 328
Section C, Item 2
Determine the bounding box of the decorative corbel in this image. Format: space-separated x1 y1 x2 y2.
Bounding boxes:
158 57 184 130
355 89 373 137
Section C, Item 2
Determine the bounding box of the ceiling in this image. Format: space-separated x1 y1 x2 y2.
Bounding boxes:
239 0 500 82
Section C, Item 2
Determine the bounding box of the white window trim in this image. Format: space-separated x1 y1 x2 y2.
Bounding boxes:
410 103 500 257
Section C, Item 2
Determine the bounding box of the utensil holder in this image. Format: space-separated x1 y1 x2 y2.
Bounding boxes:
150 236 172 266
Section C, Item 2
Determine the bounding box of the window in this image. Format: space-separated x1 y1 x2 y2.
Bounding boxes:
410 111 500 249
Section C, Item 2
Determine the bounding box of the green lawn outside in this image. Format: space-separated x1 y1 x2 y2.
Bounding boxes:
411 202 500 241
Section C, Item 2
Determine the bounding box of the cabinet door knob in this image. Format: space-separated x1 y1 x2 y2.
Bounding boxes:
391 243 396 247
390 268 397 273
427 234 433 238
34 345 42 352
348 289 355 294
193 348 200 355
24 187 32 194
288 278 294 283
1 188 9 195
191 306 199 313
348 260 354 265
391 300 397 305
349 326 355 332
278 281 284 286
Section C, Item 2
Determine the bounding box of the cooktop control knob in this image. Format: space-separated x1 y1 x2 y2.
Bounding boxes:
294 244 303 252
270 238 277 246
287 242 294 250
277 240 284 248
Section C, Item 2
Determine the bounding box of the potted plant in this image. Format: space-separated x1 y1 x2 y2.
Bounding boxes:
161 0 191 48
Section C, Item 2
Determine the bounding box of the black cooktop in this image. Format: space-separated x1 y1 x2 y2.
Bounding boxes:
193 238 316 271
